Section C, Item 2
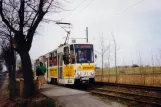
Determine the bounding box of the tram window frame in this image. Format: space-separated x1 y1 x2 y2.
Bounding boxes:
49 53 53 67
53 51 57 66
63 47 69 65
64 47 69 55
70 45 75 64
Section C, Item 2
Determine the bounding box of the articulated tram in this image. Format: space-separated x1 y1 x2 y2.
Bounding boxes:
34 43 96 85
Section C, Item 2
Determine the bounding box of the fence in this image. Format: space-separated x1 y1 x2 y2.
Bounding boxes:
95 66 161 87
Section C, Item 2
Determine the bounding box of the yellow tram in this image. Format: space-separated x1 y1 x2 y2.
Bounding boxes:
34 43 96 85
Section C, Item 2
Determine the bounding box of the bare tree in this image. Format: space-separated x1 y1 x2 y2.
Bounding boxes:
151 53 155 86
107 45 111 82
0 61 2 73
0 21 17 98
0 0 61 97
95 34 110 82
0 40 16 98
111 33 118 83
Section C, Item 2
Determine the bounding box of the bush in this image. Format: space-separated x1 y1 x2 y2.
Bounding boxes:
132 64 139 67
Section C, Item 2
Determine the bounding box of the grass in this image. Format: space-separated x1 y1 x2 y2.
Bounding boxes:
95 66 161 87
95 66 161 75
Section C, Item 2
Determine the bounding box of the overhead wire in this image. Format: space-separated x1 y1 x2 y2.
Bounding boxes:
68 0 96 22
45 0 145 23
60 0 88 21
69 0 145 22
116 0 146 16
79 0 95 13
44 0 146 40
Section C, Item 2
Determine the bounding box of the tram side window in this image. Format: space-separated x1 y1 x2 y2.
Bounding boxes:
63 47 69 65
49 53 53 67
64 47 69 55
49 52 57 66
53 51 57 66
70 45 75 64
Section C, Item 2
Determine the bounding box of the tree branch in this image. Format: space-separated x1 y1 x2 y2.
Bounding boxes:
19 0 24 33
25 0 46 51
0 0 17 33
44 0 54 13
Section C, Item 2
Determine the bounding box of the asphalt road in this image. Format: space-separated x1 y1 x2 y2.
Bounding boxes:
0 75 7 88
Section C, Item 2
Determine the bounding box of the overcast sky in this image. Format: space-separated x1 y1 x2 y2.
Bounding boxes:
29 0 161 67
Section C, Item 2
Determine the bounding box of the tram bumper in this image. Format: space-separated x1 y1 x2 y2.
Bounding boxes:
80 77 89 84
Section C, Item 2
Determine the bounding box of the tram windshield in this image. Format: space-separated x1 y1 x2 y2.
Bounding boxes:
72 44 94 63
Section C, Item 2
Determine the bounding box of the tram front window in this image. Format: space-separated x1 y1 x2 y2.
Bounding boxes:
74 45 94 63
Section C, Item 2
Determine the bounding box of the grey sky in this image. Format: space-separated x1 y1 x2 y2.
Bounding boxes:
29 0 161 67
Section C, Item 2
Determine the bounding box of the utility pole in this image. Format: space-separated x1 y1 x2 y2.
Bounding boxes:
86 27 88 43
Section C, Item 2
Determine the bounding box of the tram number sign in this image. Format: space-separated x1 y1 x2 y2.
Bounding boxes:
84 72 88 76
75 44 93 49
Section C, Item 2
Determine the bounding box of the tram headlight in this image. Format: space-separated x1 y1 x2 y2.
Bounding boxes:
91 71 94 75
77 72 81 76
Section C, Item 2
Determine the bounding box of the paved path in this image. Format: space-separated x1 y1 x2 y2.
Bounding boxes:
40 84 126 107
0 75 9 107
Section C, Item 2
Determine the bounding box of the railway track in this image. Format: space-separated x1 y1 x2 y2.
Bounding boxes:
89 86 161 106
94 82 161 92
50 81 161 106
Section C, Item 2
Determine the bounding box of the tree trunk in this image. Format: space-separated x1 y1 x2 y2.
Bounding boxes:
20 52 34 97
8 47 16 98
8 66 16 98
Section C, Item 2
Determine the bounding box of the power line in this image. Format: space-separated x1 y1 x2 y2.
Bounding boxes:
60 0 88 21
70 0 88 12
46 0 145 23
79 0 95 13
68 0 96 22
116 0 146 16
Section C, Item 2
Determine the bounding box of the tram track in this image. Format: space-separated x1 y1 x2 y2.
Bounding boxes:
89 88 161 106
86 82 161 106
49 81 161 106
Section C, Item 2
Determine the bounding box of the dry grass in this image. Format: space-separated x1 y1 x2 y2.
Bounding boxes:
95 66 161 87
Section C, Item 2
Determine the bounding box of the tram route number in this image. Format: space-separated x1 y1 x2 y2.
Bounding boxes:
68 80 72 83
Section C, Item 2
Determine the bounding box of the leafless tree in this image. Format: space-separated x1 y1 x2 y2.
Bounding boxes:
151 53 155 86
0 61 2 73
0 40 16 98
107 45 111 82
0 17 17 98
0 0 61 97
111 33 118 83
95 33 110 82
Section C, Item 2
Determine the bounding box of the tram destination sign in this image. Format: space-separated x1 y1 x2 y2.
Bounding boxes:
74 44 93 49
